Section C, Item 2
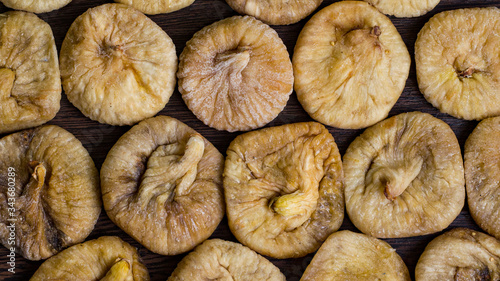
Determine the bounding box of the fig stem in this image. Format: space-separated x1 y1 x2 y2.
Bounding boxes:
371 26 381 37
458 67 476 78
100 259 130 281
383 157 423 201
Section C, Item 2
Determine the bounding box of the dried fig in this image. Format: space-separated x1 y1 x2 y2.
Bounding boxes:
60 4 177 126
343 112 465 238
0 11 61 134
225 0 322 25
0 125 101 260
224 122 344 258
415 228 500 281
168 239 286 281
0 0 71 13
101 116 224 255
415 7 500 120
300 230 411 281
178 16 293 132
30 236 149 280
114 0 195 14
362 0 440 17
465 117 500 240
293 1 410 129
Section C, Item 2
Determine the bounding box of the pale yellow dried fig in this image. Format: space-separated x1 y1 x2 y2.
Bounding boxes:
363 0 440 17
224 122 344 258
0 11 60 134
293 1 410 129
114 0 195 14
60 4 177 126
101 116 224 255
0 125 101 260
415 7 500 120
30 236 149 281
344 112 465 238
168 239 286 281
178 16 293 132
0 0 71 13
416 228 500 281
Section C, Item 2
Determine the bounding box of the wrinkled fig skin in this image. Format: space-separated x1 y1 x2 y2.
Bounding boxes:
60 4 177 126
465 117 500 240
0 0 71 13
416 228 500 281
225 0 322 25
0 11 61 134
114 0 195 14
168 239 286 281
300 230 411 281
178 16 293 132
363 0 440 17
101 116 225 255
293 1 410 129
224 122 344 259
415 7 500 120
0 126 101 260
344 112 465 238
30 236 150 281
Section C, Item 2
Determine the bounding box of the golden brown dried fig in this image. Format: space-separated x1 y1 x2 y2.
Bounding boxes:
225 0 322 25
300 230 411 281
343 112 465 238
114 0 195 14
0 0 71 13
363 0 440 17
415 7 500 120
465 117 500 240
101 116 224 255
60 4 177 126
293 1 410 129
415 228 500 281
178 16 293 132
0 11 61 134
224 122 344 259
29 236 149 280
168 239 286 281
0 125 101 260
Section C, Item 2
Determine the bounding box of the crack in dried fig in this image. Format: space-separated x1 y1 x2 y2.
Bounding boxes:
100 258 131 281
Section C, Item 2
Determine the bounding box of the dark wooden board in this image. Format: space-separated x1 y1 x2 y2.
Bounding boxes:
0 0 499 279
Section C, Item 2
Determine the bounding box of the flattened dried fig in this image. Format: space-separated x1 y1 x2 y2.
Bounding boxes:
344 112 465 238
415 7 500 120
0 125 101 260
101 116 224 255
178 16 293 132
114 0 195 14
293 1 410 129
225 0 322 25
168 239 286 281
0 0 71 13
224 122 344 258
60 4 177 126
416 228 500 281
30 236 149 280
0 11 61 134
363 0 440 17
300 230 411 281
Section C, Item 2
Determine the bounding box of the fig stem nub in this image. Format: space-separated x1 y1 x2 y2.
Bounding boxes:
383 157 423 201
371 26 382 37
458 67 476 79
100 258 131 281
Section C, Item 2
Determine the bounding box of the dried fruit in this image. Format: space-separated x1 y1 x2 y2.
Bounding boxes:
343 112 465 238
363 0 440 17
0 125 101 260
415 228 500 281
293 1 410 129
225 0 322 25
60 4 177 126
29 236 149 280
101 116 224 255
168 239 286 281
415 7 500 120
178 16 293 132
224 122 344 258
0 0 71 13
300 230 411 281
0 11 61 134
114 0 195 14
465 117 500 239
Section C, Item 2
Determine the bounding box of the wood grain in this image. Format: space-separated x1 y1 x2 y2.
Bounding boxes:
0 0 499 280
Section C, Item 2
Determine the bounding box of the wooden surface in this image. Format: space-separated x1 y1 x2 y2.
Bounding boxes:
0 0 499 279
